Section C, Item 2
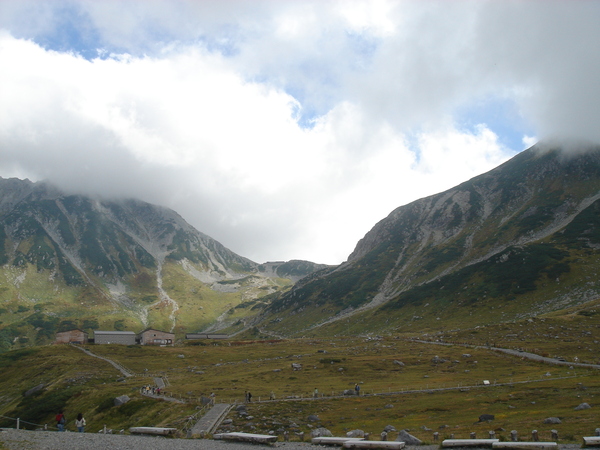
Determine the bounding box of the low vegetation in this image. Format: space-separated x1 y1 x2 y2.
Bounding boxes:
0 302 598 442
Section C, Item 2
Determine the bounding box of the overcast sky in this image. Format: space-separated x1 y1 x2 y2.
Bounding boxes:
1 1 599 264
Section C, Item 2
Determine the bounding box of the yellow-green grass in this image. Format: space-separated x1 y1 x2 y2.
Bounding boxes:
0 333 597 440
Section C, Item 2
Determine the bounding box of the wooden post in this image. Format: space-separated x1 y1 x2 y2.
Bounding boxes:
511 430 518 442
381 431 388 441
433 432 439 442
365 433 369 440
551 430 558 441
16 418 19 430
450 434 455 439
532 430 539 442
284 431 289 442
489 431 495 439
470 432 476 439
104 424 107 434
298 432 304 441
595 428 600 437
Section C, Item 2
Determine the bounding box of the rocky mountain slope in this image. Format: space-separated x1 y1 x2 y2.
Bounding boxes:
256 143 600 336
0 179 326 350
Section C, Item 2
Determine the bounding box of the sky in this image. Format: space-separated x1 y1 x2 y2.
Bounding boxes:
0 1 599 265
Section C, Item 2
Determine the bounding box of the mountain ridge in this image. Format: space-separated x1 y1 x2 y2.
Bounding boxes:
251 143 600 337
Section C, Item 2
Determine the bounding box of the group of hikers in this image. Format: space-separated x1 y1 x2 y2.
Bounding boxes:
55 411 86 432
141 385 161 395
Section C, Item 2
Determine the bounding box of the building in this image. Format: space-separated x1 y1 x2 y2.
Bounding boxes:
55 329 89 344
93 330 136 345
138 328 175 346
185 333 229 340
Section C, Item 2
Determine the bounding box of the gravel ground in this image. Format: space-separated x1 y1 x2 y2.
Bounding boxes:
0 429 585 450
0 429 442 450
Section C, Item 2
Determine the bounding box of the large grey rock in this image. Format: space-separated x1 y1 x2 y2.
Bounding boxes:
397 430 422 445
543 417 562 424
347 430 365 438
575 403 591 410
311 427 333 438
307 415 319 422
114 395 130 406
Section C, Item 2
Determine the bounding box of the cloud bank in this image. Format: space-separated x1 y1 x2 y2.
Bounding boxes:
0 1 598 264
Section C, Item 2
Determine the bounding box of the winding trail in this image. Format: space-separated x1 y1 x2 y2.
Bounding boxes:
411 339 600 370
72 344 133 377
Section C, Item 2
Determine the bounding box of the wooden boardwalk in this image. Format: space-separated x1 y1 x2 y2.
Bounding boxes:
191 403 232 435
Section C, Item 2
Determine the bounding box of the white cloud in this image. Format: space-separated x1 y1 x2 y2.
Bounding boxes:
1 0 598 264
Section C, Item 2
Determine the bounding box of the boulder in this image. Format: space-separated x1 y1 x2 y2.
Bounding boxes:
397 430 422 445
574 403 591 410
347 430 365 438
543 417 562 424
307 415 319 422
384 425 397 432
114 395 130 406
311 427 333 438
343 389 355 396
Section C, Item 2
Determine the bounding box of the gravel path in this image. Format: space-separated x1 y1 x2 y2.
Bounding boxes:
0 429 583 450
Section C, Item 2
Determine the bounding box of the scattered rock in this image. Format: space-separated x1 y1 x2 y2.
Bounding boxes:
114 395 130 406
384 404 394 409
393 360 405 366
543 417 562 424
311 427 333 438
575 403 591 410
397 430 422 445
307 415 319 422
384 425 397 433
347 430 365 438
479 414 495 422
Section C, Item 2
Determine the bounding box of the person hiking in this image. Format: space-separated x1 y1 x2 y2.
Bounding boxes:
75 413 86 433
354 383 360 396
313 388 319 398
56 411 65 432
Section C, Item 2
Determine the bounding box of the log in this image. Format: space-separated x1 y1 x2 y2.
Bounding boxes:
343 441 406 449
312 436 365 445
129 426 177 436
583 437 600 447
492 442 558 450
213 432 277 444
442 439 499 447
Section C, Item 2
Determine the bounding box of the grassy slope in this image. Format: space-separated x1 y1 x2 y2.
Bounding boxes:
1 303 598 441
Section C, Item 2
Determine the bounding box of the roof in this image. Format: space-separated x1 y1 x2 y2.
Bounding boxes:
94 331 136 335
138 328 174 334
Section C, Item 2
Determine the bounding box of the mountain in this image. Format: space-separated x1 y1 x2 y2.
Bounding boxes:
0 179 326 350
255 143 600 337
